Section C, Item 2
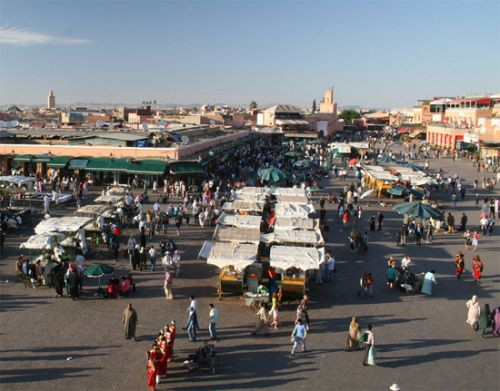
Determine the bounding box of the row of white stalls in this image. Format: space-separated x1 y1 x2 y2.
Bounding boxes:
360 165 436 198
0 175 74 208
199 186 325 301
19 186 128 264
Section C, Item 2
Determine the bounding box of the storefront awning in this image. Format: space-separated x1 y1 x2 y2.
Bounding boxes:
284 132 318 139
32 155 52 163
68 159 89 170
169 161 205 175
13 155 33 162
47 156 71 168
126 160 166 175
86 158 129 172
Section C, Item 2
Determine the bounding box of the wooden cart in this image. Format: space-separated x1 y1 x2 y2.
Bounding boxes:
217 266 244 299
278 267 306 302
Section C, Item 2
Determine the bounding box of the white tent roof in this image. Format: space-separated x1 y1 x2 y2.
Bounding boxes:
276 195 310 204
35 216 92 234
75 204 112 218
362 168 399 182
213 225 261 244
269 246 325 271
0 175 36 187
20 232 66 250
207 242 258 271
261 229 323 246
236 187 270 196
274 217 318 231
222 201 264 213
95 194 123 204
217 212 262 229
106 186 127 195
274 203 315 218
349 142 370 149
270 187 308 197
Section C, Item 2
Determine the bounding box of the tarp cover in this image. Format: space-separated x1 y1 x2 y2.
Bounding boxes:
75 204 111 218
274 203 315 218
269 246 325 271
35 216 91 234
260 229 323 245
269 187 308 197
94 194 123 204
217 212 262 229
222 201 264 213
0 176 36 188
213 225 261 244
207 242 258 271
106 186 127 195
276 195 309 204
198 241 214 259
274 217 318 231
20 232 66 250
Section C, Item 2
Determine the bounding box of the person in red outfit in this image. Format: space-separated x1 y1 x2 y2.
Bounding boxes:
454 251 465 279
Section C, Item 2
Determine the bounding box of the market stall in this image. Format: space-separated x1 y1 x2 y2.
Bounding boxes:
34 216 91 234
269 245 325 300
216 212 262 229
222 201 264 214
274 203 315 218
75 204 112 219
212 225 261 244
94 194 123 204
207 242 259 299
261 229 323 246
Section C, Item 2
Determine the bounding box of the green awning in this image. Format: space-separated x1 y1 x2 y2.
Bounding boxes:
13 155 33 162
33 154 52 163
169 161 205 175
69 159 88 170
48 156 70 168
86 158 129 172
126 160 166 175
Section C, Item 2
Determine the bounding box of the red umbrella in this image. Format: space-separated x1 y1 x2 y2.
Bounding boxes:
348 158 359 166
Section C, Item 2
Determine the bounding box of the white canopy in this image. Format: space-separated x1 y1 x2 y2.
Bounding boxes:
217 212 262 229
75 204 112 218
232 193 267 203
274 203 315 218
207 242 258 271
269 246 325 271
35 216 92 234
106 186 128 195
362 168 399 182
95 194 123 204
261 229 323 246
274 217 318 231
276 195 310 204
349 142 370 149
236 187 270 196
20 232 66 250
270 187 308 197
0 175 36 189
222 201 264 213
213 225 261 244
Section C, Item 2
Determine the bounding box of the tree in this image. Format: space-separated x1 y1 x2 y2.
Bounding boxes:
312 99 317 113
249 101 257 110
338 109 361 125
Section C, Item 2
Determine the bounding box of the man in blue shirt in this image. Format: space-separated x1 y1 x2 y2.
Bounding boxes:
291 318 308 355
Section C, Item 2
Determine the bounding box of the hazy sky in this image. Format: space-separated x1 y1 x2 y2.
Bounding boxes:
0 0 499 108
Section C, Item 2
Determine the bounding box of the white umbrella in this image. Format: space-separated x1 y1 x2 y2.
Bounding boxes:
360 189 376 199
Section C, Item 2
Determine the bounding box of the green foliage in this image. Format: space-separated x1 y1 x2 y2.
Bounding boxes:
338 109 361 124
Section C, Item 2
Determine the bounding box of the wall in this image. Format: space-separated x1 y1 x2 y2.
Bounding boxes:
0 131 249 161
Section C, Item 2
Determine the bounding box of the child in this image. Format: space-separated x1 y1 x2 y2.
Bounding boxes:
269 293 280 329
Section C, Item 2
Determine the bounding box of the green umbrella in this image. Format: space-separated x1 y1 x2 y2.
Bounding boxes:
293 159 317 169
84 263 114 289
285 151 303 158
387 187 408 197
258 167 289 183
393 201 442 219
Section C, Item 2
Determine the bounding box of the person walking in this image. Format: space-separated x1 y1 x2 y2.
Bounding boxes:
362 324 375 366
415 223 423 246
421 270 437 295
163 270 173 299
127 236 136 267
290 318 307 356
208 303 218 340
251 302 269 336
377 212 384 230
466 295 481 331
460 213 468 232
148 245 157 272
447 213 455 233
472 255 484 283
123 303 138 341
269 293 280 329
358 272 373 299
454 252 465 279
426 223 434 244
346 316 361 351
472 231 479 252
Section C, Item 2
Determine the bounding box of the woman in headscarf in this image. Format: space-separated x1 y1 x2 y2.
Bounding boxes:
466 295 481 331
346 317 361 351
472 255 484 283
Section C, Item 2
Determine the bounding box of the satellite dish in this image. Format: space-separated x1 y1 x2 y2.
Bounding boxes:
141 123 149 131
181 135 190 145
96 120 104 128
